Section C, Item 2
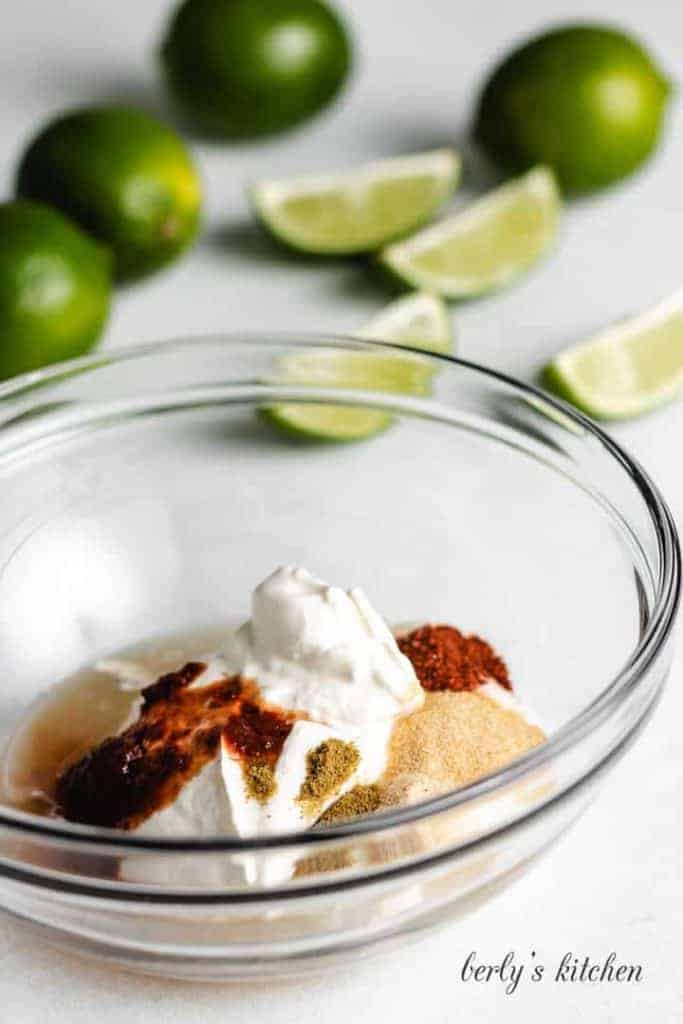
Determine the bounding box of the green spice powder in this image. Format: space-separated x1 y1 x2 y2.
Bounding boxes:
298 739 360 811
244 760 277 802
319 784 382 824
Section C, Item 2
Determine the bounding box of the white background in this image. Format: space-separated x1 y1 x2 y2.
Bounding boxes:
1 0 682 1020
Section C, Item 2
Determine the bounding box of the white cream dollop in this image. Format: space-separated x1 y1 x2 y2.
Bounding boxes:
223 567 423 726
116 567 423 884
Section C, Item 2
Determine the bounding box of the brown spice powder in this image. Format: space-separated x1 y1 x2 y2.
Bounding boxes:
398 624 512 692
243 760 277 802
298 739 360 812
319 784 381 824
294 847 355 877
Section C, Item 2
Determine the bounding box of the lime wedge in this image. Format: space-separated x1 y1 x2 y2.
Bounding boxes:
263 292 454 441
250 150 460 255
358 291 453 353
542 291 683 420
379 166 560 298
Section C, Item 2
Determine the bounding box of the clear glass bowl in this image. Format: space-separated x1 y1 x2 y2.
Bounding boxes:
0 336 678 980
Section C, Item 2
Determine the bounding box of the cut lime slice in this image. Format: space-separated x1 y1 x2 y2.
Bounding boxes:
358 291 453 353
263 292 454 441
250 150 460 255
542 291 683 420
379 166 560 298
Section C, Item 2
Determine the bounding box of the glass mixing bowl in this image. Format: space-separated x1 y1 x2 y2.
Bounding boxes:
0 336 678 980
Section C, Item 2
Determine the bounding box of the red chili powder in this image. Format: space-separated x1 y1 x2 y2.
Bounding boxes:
398 624 512 693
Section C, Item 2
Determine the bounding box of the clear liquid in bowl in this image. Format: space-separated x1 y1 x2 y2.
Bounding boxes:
0 627 227 817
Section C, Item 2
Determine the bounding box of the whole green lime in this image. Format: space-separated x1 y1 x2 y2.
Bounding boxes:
474 25 671 193
16 107 202 280
160 0 352 138
0 201 112 381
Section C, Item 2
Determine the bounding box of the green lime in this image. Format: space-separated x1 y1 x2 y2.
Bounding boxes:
379 167 560 298
251 150 460 254
542 291 683 420
474 25 671 194
0 200 112 381
161 0 351 138
16 107 202 280
263 291 454 441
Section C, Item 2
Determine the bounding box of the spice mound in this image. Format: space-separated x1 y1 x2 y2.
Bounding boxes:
319 625 544 827
385 689 543 790
298 739 360 814
397 624 512 692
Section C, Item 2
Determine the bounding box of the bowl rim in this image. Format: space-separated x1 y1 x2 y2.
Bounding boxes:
0 333 679 854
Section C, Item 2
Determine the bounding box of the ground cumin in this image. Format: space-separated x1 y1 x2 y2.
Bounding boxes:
294 847 355 877
243 760 277 802
298 739 360 812
319 783 381 824
398 624 512 692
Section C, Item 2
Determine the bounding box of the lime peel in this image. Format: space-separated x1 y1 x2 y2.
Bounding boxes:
250 150 460 255
379 166 561 298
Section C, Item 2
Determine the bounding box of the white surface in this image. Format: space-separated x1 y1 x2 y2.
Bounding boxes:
1 0 682 1020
